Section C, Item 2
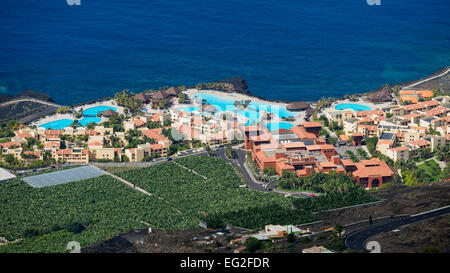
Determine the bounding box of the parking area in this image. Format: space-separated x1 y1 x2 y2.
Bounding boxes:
334 145 370 159
23 165 106 188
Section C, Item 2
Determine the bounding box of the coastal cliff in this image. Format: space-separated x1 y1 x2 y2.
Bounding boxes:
195 77 250 95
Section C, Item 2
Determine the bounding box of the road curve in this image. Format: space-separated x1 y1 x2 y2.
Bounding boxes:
345 206 450 252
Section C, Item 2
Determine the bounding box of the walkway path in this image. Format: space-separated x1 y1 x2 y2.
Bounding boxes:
172 161 208 180
0 97 61 108
91 165 183 214
93 150 207 168
414 156 446 170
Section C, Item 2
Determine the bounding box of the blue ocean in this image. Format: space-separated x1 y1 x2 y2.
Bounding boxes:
0 0 449 105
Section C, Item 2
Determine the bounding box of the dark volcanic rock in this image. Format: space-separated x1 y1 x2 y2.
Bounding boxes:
18 90 54 102
0 94 14 103
218 77 250 95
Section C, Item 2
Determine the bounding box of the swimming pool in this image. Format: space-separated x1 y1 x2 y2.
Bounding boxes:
82 106 117 116
39 119 75 130
179 106 200 112
79 117 101 126
335 103 371 111
188 93 296 125
266 122 294 132
39 116 102 130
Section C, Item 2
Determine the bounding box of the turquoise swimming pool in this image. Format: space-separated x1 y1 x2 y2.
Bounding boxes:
39 116 102 130
266 122 294 132
179 106 200 112
335 103 371 111
39 106 108 129
187 93 296 125
39 119 75 130
82 106 117 116
79 117 101 126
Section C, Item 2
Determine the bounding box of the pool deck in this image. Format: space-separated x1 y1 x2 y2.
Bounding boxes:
32 99 124 128
73 99 124 115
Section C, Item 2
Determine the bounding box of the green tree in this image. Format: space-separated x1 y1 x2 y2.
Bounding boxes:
245 237 262 252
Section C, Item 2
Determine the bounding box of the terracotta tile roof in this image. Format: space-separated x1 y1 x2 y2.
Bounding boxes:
281 142 306 150
377 139 394 146
88 142 103 147
15 132 32 138
340 159 355 166
409 139 430 147
403 100 440 111
45 130 64 136
85 130 97 136
23 150 41 157
399 90 415 95
424 106 448 117
142 128 170 142
151 143 165 150
416 90 434 98
44 142 60 149
319 144 334 150
390 146 409 152
357 125 378 131
306 145 321 151
132 119 146 127
250 133 272 142
290 126 317 140
302 121 322 128
319 161 336 168
353 158 393 178
356 109 384 117
56 149 88 155
151 113 162 122
1 141 20 149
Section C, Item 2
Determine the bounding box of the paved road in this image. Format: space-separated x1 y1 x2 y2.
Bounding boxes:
345 206 450 252
93 149 207 167
0 97 61 108
214 147 267 191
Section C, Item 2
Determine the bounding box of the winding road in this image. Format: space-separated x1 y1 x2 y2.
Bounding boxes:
345 205 450 252
0 97 61 108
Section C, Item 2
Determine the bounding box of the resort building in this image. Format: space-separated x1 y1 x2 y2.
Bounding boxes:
342 158 393 188
399 89 434 104
386 146 410 162
54 148 89 164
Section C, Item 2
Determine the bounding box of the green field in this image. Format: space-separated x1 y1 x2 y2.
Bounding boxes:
0 176 192 253
0 155 376 252
402 159 443 186
417 159 442 181
117 157 308 228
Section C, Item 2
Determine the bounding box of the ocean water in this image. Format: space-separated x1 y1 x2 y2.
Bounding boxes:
0 0 449 105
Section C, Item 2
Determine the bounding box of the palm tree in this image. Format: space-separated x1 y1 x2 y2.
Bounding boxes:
335 224 344 238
